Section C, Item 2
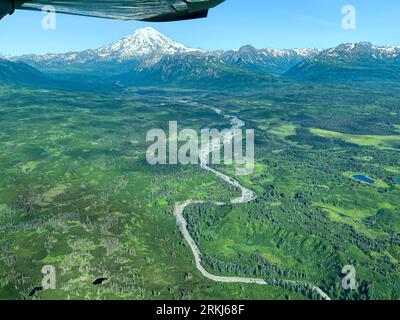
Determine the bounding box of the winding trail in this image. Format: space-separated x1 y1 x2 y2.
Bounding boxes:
172 100 331 300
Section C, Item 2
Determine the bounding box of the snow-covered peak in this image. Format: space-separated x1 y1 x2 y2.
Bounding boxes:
323 42 400 60
230 46 321 58
95 27 201 61
292 48 322 57
260 48 321 58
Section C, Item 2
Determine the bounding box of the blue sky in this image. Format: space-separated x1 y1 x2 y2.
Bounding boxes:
1 0 400 55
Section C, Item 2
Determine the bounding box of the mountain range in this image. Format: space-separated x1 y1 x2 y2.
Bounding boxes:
286 42 400 82
0 58 48 85
1 27 400 89
10 28 201 67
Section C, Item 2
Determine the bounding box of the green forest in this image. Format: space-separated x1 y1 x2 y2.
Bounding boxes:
0 80 399 300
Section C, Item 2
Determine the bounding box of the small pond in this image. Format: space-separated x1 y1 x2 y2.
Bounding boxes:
353 175 375 184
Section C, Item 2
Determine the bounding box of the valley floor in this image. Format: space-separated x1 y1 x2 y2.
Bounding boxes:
0 83 399 300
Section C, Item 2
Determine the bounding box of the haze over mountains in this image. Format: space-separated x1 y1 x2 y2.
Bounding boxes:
1 27 400 88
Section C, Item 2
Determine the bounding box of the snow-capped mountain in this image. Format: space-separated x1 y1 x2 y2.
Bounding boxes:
286 42 400 82
312 42 400 62
95 27 201 61
0 53 9 61
11 27 201 67
215 45 321 74
8 27 322 74
6 29 400 86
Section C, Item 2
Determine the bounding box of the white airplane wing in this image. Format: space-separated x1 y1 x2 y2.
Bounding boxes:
1 0 225 21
